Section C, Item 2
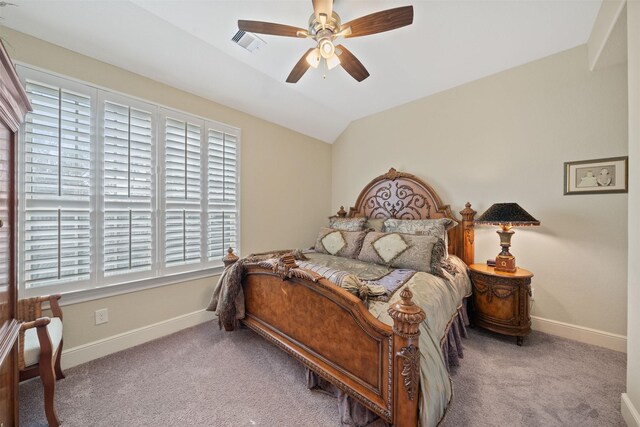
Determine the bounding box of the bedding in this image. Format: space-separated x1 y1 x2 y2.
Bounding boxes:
207 249 309 330
357 231 447 275
277 251 470 427
314 228 368 258
328 216 368 231
366 217 385 232
383 217 459 251
383 217 458 237
298 252 471 427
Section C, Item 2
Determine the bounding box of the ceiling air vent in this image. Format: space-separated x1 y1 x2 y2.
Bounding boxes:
231 30 266 53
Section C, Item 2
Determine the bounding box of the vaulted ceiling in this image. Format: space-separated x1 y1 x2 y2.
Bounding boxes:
2 0 602 142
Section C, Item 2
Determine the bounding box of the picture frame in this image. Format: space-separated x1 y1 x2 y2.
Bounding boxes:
564 156 628 195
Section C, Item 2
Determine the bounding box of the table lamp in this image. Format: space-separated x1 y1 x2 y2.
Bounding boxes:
475 203 540 273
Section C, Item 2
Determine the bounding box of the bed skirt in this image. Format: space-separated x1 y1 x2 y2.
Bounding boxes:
305 298 469 427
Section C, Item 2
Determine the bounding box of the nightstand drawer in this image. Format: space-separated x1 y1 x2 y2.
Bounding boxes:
472 280 520 325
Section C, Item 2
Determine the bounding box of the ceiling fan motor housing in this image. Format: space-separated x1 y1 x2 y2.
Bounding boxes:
308 11 341 36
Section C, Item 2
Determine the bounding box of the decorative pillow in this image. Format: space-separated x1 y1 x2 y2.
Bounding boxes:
314 228 368 258
366 218 385 232
328 216 367 232
373 233 410 263
358 231 447 275
382 218 458 239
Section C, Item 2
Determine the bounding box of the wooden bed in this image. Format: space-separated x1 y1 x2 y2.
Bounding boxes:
225 168 476 427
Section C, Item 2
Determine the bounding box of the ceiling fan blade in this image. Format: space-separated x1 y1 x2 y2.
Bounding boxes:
312 0 333 23
342 6 413 38
335 45 369 82
287 48 315 83
238 20 308 38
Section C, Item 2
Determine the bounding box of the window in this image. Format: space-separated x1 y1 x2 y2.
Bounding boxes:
207 129 238 260
22 78 93 290
101 96 155 283
163 115 203 268
18 65 240 298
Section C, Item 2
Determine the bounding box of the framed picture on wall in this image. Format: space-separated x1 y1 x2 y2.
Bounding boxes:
564 156 628 195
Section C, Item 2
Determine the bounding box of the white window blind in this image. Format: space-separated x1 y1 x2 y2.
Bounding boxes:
208 129 238 261
103 101 154 276
164 117 203 267
18 65 240 298
22 79 92 289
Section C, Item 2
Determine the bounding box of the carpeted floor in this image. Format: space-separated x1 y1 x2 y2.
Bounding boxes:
20 322 626 427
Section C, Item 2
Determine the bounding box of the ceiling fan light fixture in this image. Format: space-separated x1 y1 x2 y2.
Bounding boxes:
306 48 321 68
326 54 340 70
319 39 335 59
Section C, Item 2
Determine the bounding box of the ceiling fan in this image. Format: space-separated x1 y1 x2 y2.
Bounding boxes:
238 1 414 83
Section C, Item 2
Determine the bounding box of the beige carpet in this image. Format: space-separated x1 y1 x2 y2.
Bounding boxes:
20 321 626 426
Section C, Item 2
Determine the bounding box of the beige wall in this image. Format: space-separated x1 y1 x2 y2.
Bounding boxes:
625 0 639 423
2 27 332 349
332 45 628 336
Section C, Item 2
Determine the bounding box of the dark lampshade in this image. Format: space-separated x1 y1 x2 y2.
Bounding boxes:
476 203 539 273
476 203 540 227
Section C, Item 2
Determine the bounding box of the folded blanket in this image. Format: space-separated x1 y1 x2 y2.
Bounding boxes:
206 249 307 330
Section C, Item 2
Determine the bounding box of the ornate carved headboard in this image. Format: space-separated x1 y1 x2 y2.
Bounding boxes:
336 168 476 265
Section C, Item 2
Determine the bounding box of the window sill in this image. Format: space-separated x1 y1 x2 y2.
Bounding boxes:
48 266 225 307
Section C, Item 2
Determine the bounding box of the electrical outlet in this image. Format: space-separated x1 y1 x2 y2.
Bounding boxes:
95 308 109 325
530 287 535 301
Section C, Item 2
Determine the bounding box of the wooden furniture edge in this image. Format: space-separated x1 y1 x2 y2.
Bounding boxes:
469 264 533 279
0 38 31 427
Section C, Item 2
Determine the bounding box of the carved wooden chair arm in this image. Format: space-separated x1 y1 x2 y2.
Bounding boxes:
21 317 52 332
19 316 52 371
48 294 63 320
18 294 63 322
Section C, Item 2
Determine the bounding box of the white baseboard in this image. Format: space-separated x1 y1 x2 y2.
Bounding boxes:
531 315 627 353
622 393 640 427
59 311 625 370
61 309 215 370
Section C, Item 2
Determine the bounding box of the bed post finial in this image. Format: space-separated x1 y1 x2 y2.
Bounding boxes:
336 206 347 218
223 247 239 268
388 289 425 337
460 202 476 266
388 288 425 427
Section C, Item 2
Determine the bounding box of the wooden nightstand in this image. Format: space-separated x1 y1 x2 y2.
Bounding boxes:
469 264 533 346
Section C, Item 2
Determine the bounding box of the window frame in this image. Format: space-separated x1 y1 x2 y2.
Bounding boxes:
16 63 241 303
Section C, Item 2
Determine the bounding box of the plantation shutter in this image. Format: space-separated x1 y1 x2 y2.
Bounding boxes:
18 66 241 298
207 129 238 261
103 101 154 276
22 80 92 288
164 117 202 266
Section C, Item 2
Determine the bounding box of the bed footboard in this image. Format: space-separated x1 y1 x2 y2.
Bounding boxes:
230 253 425 426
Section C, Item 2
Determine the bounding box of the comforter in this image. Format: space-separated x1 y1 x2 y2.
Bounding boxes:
300 252 471 427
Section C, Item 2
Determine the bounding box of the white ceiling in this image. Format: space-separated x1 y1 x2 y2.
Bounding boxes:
1 0 602 143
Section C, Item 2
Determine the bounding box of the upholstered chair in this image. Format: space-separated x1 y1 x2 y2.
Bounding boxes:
18 294 64 427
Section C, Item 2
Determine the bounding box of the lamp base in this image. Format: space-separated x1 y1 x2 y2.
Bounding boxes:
495 254 516 273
